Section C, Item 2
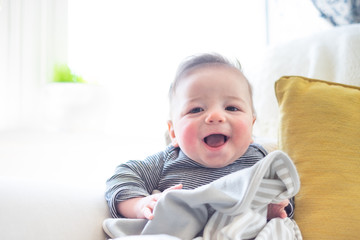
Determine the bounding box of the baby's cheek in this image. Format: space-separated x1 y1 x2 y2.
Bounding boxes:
178 122 198 150
234 119 253 138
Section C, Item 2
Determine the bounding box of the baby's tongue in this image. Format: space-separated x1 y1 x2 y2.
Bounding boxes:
205 134 225 147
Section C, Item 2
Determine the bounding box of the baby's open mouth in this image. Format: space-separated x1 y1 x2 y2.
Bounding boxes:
204 134 229 148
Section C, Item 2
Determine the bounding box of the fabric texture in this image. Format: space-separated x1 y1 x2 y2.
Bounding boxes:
103 150 301 240
245 24 360 140
275 76 360 239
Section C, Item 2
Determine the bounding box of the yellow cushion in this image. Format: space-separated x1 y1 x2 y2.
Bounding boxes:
275 76 360 239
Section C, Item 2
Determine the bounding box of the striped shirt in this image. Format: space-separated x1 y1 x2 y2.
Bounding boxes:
105 143 268 218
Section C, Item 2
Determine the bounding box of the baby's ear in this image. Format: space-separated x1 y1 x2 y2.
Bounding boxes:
252 115 256 125
167 120 179 147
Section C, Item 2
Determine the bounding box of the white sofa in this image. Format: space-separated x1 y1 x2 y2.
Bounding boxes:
0 176 109 240
0 131 112 240
0 24 359 240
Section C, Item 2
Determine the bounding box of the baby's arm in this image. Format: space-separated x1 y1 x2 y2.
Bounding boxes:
105 149 171 218
116 184 183 220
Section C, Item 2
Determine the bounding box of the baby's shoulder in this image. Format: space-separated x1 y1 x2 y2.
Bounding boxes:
153 145 180 162
248 143 268 157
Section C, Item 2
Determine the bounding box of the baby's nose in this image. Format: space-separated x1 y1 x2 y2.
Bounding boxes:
205 111 226 124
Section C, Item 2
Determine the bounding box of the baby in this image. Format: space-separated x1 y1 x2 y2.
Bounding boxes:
105 53 291 221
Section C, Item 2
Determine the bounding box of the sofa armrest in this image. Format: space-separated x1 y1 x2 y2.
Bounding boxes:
0 176 110 240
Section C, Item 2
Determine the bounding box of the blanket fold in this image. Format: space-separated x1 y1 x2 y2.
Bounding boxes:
103 150 302 240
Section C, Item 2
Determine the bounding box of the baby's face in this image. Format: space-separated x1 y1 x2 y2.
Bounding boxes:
168 65 255 168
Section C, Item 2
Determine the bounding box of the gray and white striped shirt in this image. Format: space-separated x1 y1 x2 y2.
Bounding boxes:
105 143 269 218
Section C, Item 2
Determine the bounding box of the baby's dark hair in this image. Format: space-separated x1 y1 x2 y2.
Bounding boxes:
168 52 256 116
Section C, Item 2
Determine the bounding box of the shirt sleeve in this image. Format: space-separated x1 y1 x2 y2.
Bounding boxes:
105 148 169 218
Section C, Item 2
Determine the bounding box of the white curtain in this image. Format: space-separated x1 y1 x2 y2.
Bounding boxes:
0 0 67 130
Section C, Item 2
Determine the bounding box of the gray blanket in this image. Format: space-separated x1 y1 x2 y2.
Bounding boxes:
103 150 302 240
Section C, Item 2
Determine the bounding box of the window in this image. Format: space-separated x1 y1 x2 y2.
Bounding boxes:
0 0 67 130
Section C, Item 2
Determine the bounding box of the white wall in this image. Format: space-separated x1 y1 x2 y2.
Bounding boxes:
267 0 331 45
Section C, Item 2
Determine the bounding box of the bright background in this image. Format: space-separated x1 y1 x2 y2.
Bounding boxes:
67 0 330 152
0 0 331 184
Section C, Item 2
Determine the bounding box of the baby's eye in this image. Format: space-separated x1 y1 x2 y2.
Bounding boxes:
225 106 240 112
188 107 204 114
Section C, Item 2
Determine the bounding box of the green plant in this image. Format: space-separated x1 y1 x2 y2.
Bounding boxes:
53 64 86 83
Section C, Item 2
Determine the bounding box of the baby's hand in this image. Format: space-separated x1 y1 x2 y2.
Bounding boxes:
267 199 289 220
138 184 183 220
